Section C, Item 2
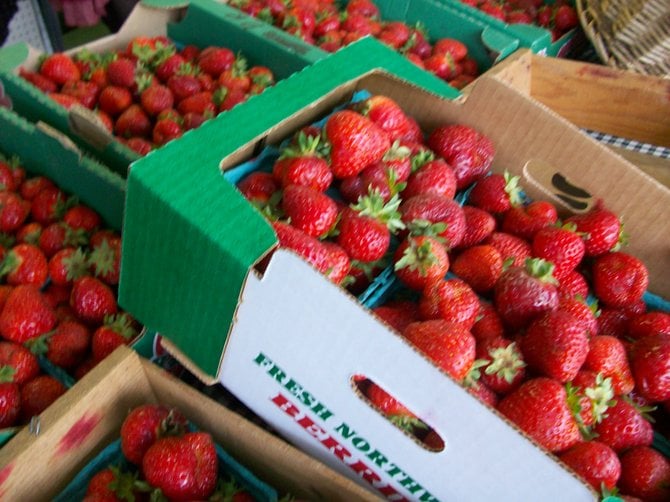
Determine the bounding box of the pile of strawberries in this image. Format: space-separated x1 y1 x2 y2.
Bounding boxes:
0 155 139 431
238 94 670 500
81 404 255 501
230 0 480 88
460 0 579 41
19 36 275 155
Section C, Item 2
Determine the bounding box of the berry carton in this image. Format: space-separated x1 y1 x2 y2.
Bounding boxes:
118 41 669 499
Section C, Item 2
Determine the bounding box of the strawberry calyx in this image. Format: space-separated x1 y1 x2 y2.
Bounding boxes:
102 313 138 341
212 86 229 107
394 237 439 275
502 171 523 207
565 382 594 439
0 250 20 278
524 257 558 285
61 247 90 282
388 413 428 433
463 358 489 387
62 223 90 248
410 149 435 173
382 140 412 162
279 131 324 160
106 465 147 501
136 73 154 93
0 232 16 249
349 257 388 281
175 61 200 77
351 190 406 234
256 7 275 24
483 343 526 384
406 219 447 241
24 331 52 356
621 394 657 423
582 373 615 424
230 55 249 77
0 365 16 383
159 408 188 438
613 222 628 251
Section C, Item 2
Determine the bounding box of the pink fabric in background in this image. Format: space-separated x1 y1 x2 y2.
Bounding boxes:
50 0 110 27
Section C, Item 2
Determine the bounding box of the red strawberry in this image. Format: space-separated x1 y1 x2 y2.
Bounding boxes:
477 336 526 395
31 185 67 225
554 4 578 32
120 403 188 465
400 194 466 250
592 252 649 308
63 205 101 232
469 171 523 213
19 68 57 93
115 104 151 138
628 333 670 402
627 312 670 340
558 296 598 338
39 53 80 85
324 110 390 179
140 83 174 117
557 441 621 491
106 57 136 88
218 56 251 93
403 156 457 200
403 319 475 381
70 276 118 325
89 234 121 286
177 91 216 116
48 93 80 109
557 269 590 300
485 231 532 267
418 278 480 330
593 398 654 452
584 335 635 395
372 300 418 333
451 244 503 293
365 381 420 429
457 205 496 249
321 242 351 285
273 133 332 192
272 221 330 275
427 124 495 190
20 176 54 201
20 375 66 420
0 380 20 428
393 235 449 291
0 285 56 343
377 21 412 49
60 80 100 110
354 95 415 141
0 341 39 385
98 86 133 116
494 258 559 330
43 320 90 370
497 377 581 453
520 310 590 382
618 446 670 502
565 205 622 257
197 47 235 77
423 53 461 81
155 53 187 82
0 191 30 233
502 200 558 241
142 432 218 501
237 172 279 205
432 38 468 62
346 0 380 18
281 185 338 238
471 301 505 342
153 118 183 146
0 243 48 286
532 224 586 280
48 247 89 287
85 466 141 502
39 222 88 258
91 313 138 363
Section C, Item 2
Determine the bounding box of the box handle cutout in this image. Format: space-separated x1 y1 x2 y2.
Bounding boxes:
523 159 595 214
68 105 113 152
352 375 445 452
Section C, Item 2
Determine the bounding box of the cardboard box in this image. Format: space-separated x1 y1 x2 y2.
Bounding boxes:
0 0 460 176
0 347 378 500
472 49 670 187
119 49 670 497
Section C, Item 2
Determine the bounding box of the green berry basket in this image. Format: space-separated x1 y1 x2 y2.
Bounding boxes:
576 0 670 77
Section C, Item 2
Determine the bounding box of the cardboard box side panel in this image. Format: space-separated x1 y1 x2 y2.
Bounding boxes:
0 349 155 500
142 362 380 501
0 108 126 230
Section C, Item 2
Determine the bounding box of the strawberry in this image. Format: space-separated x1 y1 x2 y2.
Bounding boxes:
628 333 670 403
182 112 208 131
0 158 21 192
20 176 54 201
485 231 532 267
346 0 379 18
356 155 409 203
469 171 523 213
63 204 101 232
324 110 390 179
273 132 333 191
31 185 68 225
497 377 581 453
152 118 183 146
569 370 614 428
432 38 468 62
354 95 414 141
39 53 80 85
400 194 466 250
402 156 457 200
554 4 578 32
557 269 590 300
218 56 251 93
465 379 498 408
418 278 480 330
627 311 670 340
39 222 88 258
583 335 635 395
531 223 586 280
502 200 558 241
121 403 188 465
321 242 351 285
237 172 279 205
70 276 118 325
155 53 187 82
89 235 121 287
91 313 138 363
0 377 20 428
142 432 218 500
377 21 412 49
565 205 622 257
48 93 80 109
167 70 203 102
114 104 152 139
140 83 175 117
272 221 330 275
451 244 503 293
177 91 216 116
423 53 461 81
48 247 89 287
557 441 621 491
20 375 66 420
43 320 90 370
0 191 30 233
248 65 274 93
0 285 56 343
0 243 48 286
60 80 100 110
427 124 495 190
106 57 136 88
403 319 475 381
457 205 496 249
197 47 235 78
98 86 134 116
471 301 505 342
558 296 598 338
592 252 649 308
16 222 42 245
216 86 248 112
372 300 418 333
520 310 590 383
0 341 39 385
85 466 142 502
19 68 57 93
618 446 670 502
593 398 654 452
494 258 559 330
365 380 421 430
477 337 526 395
393 235 449 291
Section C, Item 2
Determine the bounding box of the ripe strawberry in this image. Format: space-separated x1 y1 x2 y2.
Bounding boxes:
403 319 475 381
44 320 90 370
121 403 188 465
557 269 590 300
400 194 466 250
167 68 203 102
377 21 412 49
153 118 183 146
273 133 332 192
0 341 39 385
356 154 410 203
372 300 418 333
432 37 468 62
31 185 68 225
569 370 614 428
477 337 526 395
20 176 54 201
457 205 496 249
237 172 279 205
0 191 30 233
0 378 20 428
20 375 67 420
85 466 141 502
628 333 670 403
39 53 80 85
592 252 649 308
140 83 174 117
60 80 100 109
497 377 581 453
393 235 449 291
558 296 598 338
557 441 621 491
0 285 56 343
469 172 523 213
423 53 461 81
272 221 330 275
565 205 622 257
520 310 589 382
618 446 670 502
143 432 218 501
324 110 390 178
532 224 586 280
115 104 151 138
89 235 121 286
402 157 457 200
584 335 635 395
494 258 559 330
70 276 118 325
427 124 495 190
627 311 670 340
451 244 503 293
593 398 654 452
218 56 251 93
14 222 39 245
485 231 532 267
554 4 578 32
354 95 414 141
419 278 480 330
48 93 80 109
177 91 216 116
365 381 421 430
0 159 20 192
106 57 136 88
471 301 505 342
281 185 338 239
91 313 138 362
502 200 558 241
155 53 187 82
19 68 57 93
39 222 88 258
197 47 235 78
48 247 88 287
63 204 101 232
321 242 351 285
0 243 48 286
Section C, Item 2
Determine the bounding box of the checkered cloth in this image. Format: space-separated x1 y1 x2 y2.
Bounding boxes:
583 128 670 159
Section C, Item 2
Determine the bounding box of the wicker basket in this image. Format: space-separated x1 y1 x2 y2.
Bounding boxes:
576 0 670 77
